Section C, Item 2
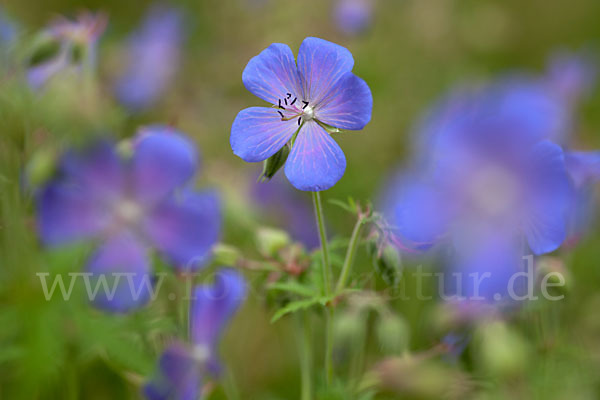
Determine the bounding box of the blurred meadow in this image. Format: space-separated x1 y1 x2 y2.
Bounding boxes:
2 0 600 399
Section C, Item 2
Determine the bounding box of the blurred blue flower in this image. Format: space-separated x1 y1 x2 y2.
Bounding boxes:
114 4 183 112
143 269 246 400
383 81 573 305
27 12 107 89
231 37 373 191
564 151 600 245
333 0 372 36
0 6 17 46
36 126 221 312
546 50 596 105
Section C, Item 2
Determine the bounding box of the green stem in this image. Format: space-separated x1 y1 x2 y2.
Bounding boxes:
335 216 365 293
311 191 334 385
295 312 313 400
312 191 332 295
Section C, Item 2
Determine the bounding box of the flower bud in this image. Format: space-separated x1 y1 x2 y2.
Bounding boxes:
255 227 290 258
259 144 289 181
26 148 57 189
376 314 410 354
475 321 529 377
370 242 403 286
333 311 364 347
212 244 242 266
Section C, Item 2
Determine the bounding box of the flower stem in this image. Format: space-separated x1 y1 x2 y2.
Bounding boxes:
311 191 334 385
335 216 365 293
312 191 332 294
295 312 313 400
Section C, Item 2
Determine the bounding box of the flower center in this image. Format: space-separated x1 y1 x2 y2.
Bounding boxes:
303 105 315 121
467 164 519 217
114 199 144 226
276 93 312 126
192 344 211 363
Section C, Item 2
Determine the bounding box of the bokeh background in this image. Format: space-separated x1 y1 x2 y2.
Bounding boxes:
2 0 600 398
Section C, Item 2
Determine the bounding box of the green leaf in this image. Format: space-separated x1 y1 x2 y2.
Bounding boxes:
270 297 328 323
328 198 356 213
267 281 318 298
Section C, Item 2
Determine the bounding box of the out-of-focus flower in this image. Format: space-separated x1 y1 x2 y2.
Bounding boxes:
0 6 18 46
27 12 107 89
114 4 183 112
546 50 596 105
36 126 220 312
333 0 373 35
231 37 373 191
564 151 600 244
143 269 246 400
383 81 573 306
251 172 320 248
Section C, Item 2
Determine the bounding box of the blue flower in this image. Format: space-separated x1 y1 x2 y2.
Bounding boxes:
333 0 373 36
564 151 600 244
231 37 373 191
0 6 17 46
545 50 596 105
27 12 107 89
114 4 183 112
36 126 221 312
382 82 573 305
143 269 246 400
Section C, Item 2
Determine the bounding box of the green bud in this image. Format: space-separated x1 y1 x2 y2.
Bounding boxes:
476 321 529 377
26 148 58 188
376 314 410 354
259 144 289 181
255 227 290 258
373 244 403 286
212 244 242 266
333 311 364 347
116 139 135 159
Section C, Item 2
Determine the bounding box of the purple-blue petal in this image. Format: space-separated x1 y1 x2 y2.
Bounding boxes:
143 190 221 270
27 48 70 89
143 343 200 400
230 107 298 162
242 43 302 105
524 141 572 255
36 181 109 246
316 71 373 130
86 232 153 312
297 37 354 105
60 141 124 200
390 177 450 251
333 0 372 36
115 5 183 112
190 269 246 351
565 151 600 187
132 126 199 206
284 121 346 191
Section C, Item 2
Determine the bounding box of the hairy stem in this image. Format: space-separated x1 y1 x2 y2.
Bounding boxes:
311 191 334 385
335 216 365 293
